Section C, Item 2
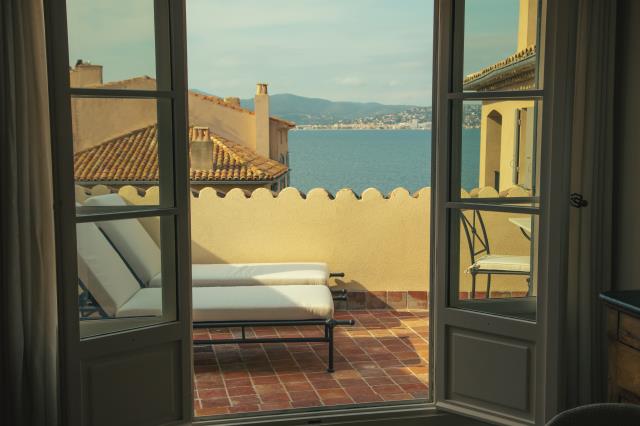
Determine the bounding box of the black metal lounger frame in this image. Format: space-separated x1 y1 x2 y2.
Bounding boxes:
78 277 355 373
193 318 355 372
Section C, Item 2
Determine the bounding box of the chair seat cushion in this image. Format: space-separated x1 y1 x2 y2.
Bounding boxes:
148 263 329 288
117 285 334 322
470 255 530 273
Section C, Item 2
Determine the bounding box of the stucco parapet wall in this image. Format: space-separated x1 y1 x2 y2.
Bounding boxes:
464 185 533 198
74 184 527 201
75 184 531 294
191 186 430 201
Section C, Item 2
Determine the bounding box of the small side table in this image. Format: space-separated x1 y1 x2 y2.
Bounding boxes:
600 290 640 403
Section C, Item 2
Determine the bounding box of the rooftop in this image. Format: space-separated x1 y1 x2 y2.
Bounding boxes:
77 73 296 128
74 124 289 184
463 45 537 91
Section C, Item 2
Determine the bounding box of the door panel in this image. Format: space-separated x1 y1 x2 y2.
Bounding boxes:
82 342 182 426
449 328 533 414
433 0 550 424
45 0 192 425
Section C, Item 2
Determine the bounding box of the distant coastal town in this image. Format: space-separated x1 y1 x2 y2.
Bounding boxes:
293 104 481 130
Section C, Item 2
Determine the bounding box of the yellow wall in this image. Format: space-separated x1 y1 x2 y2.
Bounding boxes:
188 94 256 150
517 0 538 51
77 185 532 295
479 100 535 193
70 71 290 163
69 63 103 87
71 78 158 152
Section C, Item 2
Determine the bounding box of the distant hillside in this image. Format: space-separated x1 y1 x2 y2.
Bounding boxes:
189 90 483 127
240 93 428 125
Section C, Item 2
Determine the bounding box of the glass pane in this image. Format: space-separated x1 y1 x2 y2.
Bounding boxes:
77 215 176 338
72 97 173 208
449 209 537 321
66 0 163 90
457 99 540 202
462 0 539 92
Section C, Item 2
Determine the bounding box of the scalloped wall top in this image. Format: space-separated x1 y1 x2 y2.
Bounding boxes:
74 184 533 202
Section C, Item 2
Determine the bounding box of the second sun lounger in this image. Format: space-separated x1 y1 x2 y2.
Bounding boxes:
84 193 346 298
76 220 353 372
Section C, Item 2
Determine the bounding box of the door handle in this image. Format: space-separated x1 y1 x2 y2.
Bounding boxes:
570 193 588 208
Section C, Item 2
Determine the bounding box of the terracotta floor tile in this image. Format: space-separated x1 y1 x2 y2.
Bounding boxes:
198 388 227 399
381 393 413 401
194 309 429 417
291 399 322 408
254 384 287 395
364 376 395 386
195 406 230 417
283 381 314 392
224 377 252 388
251 375 281 385
229 405 260 413
229 395 260 405
351 393 384 404
201 398 231 408
319 397 354 406
372 384 404 394
259 402 293 411
279 372 309 383
259 392 291 403
289 390 319 402
316 388 349 400
337 378 369 388
227 386 256 397
310 379 340 390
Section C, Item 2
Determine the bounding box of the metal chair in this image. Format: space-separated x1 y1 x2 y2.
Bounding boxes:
460 210 532 299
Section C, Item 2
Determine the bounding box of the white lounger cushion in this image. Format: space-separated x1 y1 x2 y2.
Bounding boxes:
469 255 531 273
85 194 330 289
76 222 142 316
117 285 334 322
148 262 329 288
84 194 162 285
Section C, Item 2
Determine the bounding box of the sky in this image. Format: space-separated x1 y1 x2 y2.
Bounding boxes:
67 0 521 106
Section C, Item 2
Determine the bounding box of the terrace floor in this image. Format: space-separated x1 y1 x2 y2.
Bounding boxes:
193 309 429 417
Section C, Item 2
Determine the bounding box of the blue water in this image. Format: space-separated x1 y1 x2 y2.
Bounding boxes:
288 129 480 195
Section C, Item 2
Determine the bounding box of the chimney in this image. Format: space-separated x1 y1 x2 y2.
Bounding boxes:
69 59 103 87
254 83 270 158
190 127 213 170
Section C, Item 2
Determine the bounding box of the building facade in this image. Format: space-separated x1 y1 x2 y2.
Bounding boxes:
463 0 538 194
70 61 294 192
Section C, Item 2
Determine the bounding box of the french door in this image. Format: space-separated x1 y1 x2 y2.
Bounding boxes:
45 1 193 425
433 0 573 424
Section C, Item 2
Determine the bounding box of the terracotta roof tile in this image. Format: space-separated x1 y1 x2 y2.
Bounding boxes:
74 124 288 184
463 45 537 91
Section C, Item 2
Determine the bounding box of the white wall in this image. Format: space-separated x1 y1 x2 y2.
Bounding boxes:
612 0 640 291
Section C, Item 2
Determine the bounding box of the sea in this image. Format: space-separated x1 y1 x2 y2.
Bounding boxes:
288 129 481 195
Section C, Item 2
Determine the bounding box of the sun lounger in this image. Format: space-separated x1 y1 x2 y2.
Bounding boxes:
76 220 353 372
83 194 346 299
